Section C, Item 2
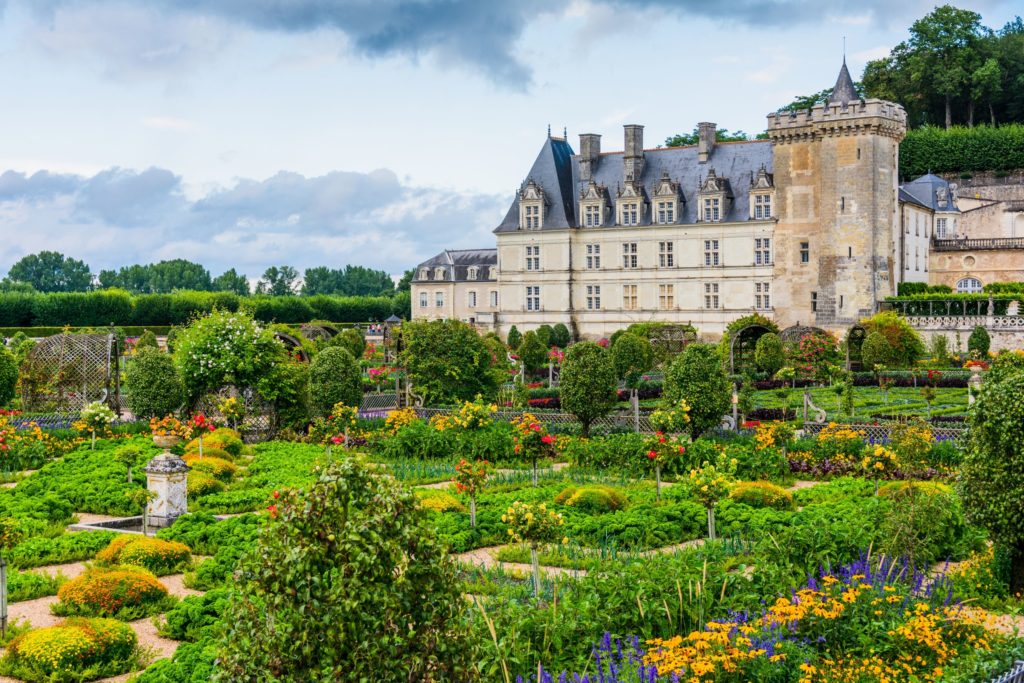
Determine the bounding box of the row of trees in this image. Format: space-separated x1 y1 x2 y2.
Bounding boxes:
4 251 404 297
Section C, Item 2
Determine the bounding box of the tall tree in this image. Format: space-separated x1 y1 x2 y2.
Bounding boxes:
148 259 212 292
7 251 92 292
664 127 760 147
256 266 299 296
212 268 251 296
396 269 414 293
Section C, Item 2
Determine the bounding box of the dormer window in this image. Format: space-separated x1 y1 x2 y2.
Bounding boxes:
699 168 732 223
653 172 680 225
584 204 602 227
434 267 446 280
656 201 675 224
753 194 772 219
519 178 546 230
749 166 774 220
419 268 429 280
579 179 609 228
467 267 478 281
616 178 647 227
620 202 640 226
703 198 721 222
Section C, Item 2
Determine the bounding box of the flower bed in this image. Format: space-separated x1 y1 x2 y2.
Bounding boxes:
53 566 174 620
0 617 139 683
96 536 192 576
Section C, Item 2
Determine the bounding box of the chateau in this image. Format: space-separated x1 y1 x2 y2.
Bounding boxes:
412 60 1022 341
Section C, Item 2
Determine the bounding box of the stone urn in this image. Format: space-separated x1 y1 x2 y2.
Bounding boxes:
144 435 190 528
968 365 984 405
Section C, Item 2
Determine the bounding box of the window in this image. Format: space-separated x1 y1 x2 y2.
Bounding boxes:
435 267 446 280
656 201 675 224
523 204 541 229
704 283 719 309
936 217 948 238
839 295 844 310
621 202 639 226
586 285 601 310
659 284 674 310
585 243 601 269
800 242 810 264
623 284 638 310
419 292 428 308
754 194 771 219
435 292 444 308
622 242 638 269
704 239 720 266
755 238 772 265
467 267 478 281
840 196 845 213
525 245 540 271
489 290 498 307
584 204 602 227
467 291 477 308
526 286 541 311
956 277 983 294
755 282 770 310
658 241 674 267
419 268 429 280
811 292 818 312
703 197 721 222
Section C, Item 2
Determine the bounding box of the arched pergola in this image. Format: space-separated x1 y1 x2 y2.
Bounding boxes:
780 324 830 345
845 325 867 371
299 323 339 343
729 324 773 374
20 332 120 414
274 331 309 362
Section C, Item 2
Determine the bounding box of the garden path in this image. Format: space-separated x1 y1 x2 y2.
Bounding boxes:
454 545 585 578
786 480 821 491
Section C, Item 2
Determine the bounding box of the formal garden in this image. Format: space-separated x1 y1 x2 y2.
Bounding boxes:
0 309 1019 682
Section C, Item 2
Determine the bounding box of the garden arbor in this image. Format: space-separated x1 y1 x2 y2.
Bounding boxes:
728 323 773 375
845 325 867 371
20 332 121 414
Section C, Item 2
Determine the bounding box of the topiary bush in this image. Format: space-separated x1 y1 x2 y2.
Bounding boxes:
1 617 139 683
560 341 617 437
329 327 365 360
506 325 522 350
183 446 234 463
860 311 925 367
186 427 244 458
664 344 731 439
416 491 467 513
860 331 891 368
95 536 191 576
187 472 224 498
968 325 991 357
124 347 184 419
183 455 236 482
728 481 794 510
53 567 174 620
554 485 628 513
135 329 159 351
754 333 785 376
308 346 362 416
0 346 17 406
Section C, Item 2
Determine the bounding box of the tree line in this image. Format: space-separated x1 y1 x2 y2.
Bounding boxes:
3 251 410 297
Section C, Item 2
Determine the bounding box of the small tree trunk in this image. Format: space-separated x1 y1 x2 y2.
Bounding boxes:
198 434 204 460
531 544 541 598
326 444 332 460
655 463 661 501
945 95 952 129
632 389 639 433
1010 545 1024 597
470 497 477 528
581 420 590 439
344 427 349 448
968 100 975 127
532 458 538 487
707 507 716 540
989 103 996 126
91 431 96 450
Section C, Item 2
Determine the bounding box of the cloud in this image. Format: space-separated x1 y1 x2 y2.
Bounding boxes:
0 165 507 278
15 0 1006 87
143 116 195 131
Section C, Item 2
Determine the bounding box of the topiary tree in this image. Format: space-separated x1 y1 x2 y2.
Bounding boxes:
859 330 891 368
216 457 475 681
135 330 158 352
753 332 784 376
536 324 553 348
859 311 925 367
308 347 362 416
399 320 499 405
506 325 522 350
0 346 17 406
560 341 617 437
550 323 572 348
664 344 731 440
516 331 548 373
967 325 991 358
125 347 184 419
333 327 366 360
612 333 654 428
959 371 1024 594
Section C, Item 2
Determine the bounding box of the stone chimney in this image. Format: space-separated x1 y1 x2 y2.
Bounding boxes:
623 124 645 181
578 133 601 182
698 122 716 163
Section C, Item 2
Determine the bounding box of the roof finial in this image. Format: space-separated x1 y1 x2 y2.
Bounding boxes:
843 36 846 64
563 126 567 139
547 124 551 138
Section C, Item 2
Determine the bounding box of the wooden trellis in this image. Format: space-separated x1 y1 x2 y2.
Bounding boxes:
19 332 120 415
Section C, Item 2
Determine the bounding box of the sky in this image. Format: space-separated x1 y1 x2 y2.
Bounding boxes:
0 0 1017 282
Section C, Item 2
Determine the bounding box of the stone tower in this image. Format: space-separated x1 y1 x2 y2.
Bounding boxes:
767 59 907 331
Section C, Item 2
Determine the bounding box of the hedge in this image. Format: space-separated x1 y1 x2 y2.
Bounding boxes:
900 124 1024 179
885 294 1020 317
0 291 406 328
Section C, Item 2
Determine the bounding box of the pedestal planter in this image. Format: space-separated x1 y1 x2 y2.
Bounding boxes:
144 436 189 529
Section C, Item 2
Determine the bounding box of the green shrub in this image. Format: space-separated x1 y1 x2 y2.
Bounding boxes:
399 319 500 405
187 472 224 497
186 428 243 457
0 347 17 406
861 330 891 368
728 481 794 510
561 341 617 437
308 346 362 415
135 329 159 350
183 455 236 482
754 333 785 375
7 532 117 569
506 325 522 350
1 617 139 683
124 347 184 419
133 638 217 683
555 485 628 513
416 491 466 513
517 331 547 372
551 323 572 348
664 344 732 439
331 327 365 360
860 311 925 367
900 124 1024 177
158 589 230 642
968 325 990 357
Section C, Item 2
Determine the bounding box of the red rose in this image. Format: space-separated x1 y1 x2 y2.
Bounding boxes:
678 446 686 454
647 450 657 459
267 504 278 518
272 490 280 499
541 434 555 444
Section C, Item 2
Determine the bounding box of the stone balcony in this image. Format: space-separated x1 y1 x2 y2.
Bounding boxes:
932 236 1024 251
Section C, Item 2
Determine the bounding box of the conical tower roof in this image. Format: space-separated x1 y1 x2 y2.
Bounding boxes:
827 58 859 106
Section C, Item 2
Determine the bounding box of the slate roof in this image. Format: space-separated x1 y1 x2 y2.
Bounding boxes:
413 249 497 283
494 137 774 232
828 58 860 106
900 173 960 213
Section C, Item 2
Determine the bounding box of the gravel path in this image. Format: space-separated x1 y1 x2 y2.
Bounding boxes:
73 512 127 526
787 480 822 491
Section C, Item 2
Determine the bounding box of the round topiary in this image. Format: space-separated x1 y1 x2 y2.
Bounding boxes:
54 567 172 620
728 481 794 510
183 446 234 463
135 330 159 351
1 617 138 682
96 536 191 576
182 455 237 482
968 325 991 357
187 472 224 497
0 346 17 407
416 491 467 513
754 333 785 376
308 346 362 416
860 331 892 368
124 347 184 419
555 485 628 513
328 328 365 360
186 428 243 457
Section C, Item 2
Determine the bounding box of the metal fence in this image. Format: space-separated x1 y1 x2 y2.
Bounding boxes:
413 407 656 432
992 661 1024 683
801 421 967 443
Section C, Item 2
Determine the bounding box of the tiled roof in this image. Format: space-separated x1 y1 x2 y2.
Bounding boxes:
412 249 497 283
900 173 960 213
828 58 860 106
